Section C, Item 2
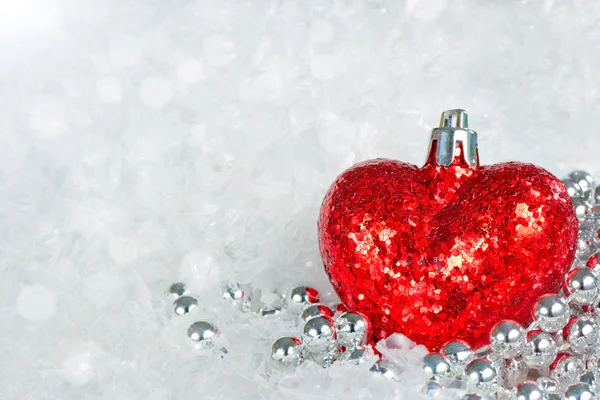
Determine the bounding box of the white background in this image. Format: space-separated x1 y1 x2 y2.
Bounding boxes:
1 0 598 398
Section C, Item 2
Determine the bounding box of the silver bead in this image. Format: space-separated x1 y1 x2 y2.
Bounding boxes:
551 355 585 388
537 377 560 394
339 347 366 365
335 312 370 348
173 295 198 315
490 320 527 358
565 383 596 400
223 282 244 301
271 337 304 368
579 371 599 394
564 179 584 199
524 331 558 368
591 358 600 373
309 351 336 368
253 289 284 317
594 186 600 205
565 315 599 354
187 321 218 345
167 282 187 298
501 357 529 389
576 238 595 263
566 268 600 305
423 353 451 380
370 359 400 381
464 358 499 388
259 305 283 317
534 295 571 332
573 198 591 220
301 316 337 354
576 210 600 262
512 381 546 400
441 340 474 375
568 171 595 197
300 304 334 322
223 282 251 312
287 286 320 308
421 380 444 397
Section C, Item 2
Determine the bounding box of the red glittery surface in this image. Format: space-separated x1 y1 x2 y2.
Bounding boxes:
588 254 598 269
318 145 578 351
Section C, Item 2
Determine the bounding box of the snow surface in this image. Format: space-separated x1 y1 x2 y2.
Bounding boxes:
1 0 599 399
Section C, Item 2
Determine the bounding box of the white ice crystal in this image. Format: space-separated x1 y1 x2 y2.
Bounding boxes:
60 341 103 387
16 284 57 321
30 102 67 139
1 0 599 399
97 76 123 104
139 77 174 109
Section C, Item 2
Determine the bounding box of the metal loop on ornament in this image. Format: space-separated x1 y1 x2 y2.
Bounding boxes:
429 109 479 168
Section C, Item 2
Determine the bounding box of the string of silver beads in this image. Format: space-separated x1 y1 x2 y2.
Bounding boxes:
162 172 598 398
269 302 372 371
421 170 600 400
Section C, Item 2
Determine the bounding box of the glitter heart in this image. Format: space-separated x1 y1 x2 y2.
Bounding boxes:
318 111 578 351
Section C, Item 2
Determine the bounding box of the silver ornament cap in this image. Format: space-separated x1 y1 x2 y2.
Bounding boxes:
427 109 478 168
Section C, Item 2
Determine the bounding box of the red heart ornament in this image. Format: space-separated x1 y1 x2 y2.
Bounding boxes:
318 110 578 351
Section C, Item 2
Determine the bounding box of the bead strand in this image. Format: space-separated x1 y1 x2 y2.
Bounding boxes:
422 170 600 400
